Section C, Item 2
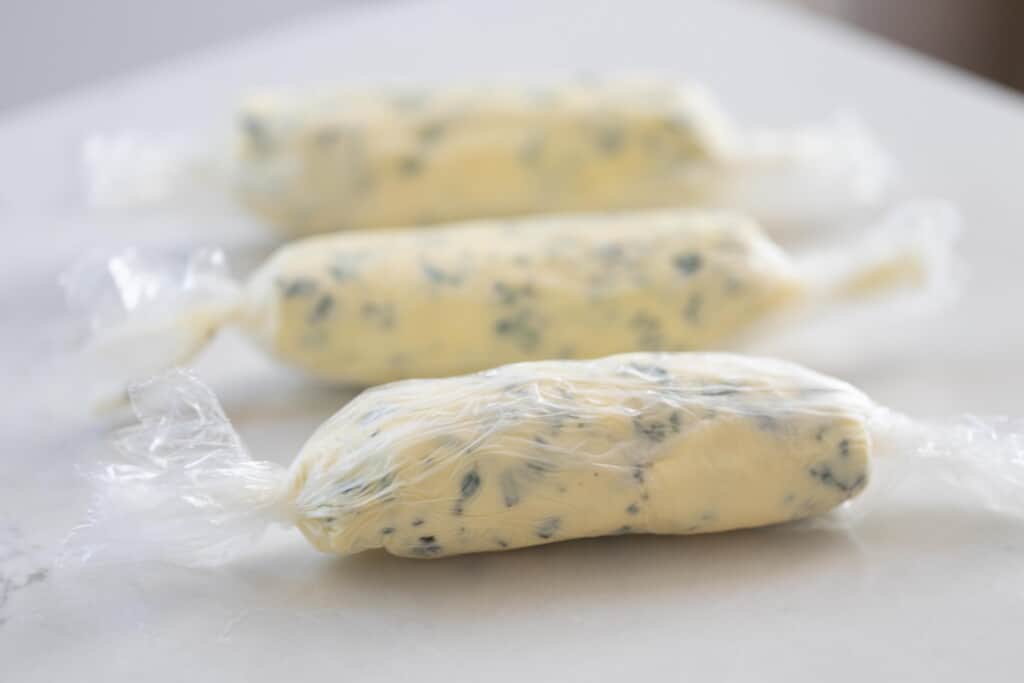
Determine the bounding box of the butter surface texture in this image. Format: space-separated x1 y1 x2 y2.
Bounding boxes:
234 82 728 236
237 210 804 385
288 352 871 557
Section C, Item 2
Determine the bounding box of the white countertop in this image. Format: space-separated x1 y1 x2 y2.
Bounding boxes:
3 0 1024 680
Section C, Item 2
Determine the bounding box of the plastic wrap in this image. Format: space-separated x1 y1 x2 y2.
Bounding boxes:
67 352 1024 565
60 247 239 408
64 203 957 406
82 78 894 239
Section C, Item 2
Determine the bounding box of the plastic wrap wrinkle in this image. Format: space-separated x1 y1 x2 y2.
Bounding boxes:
69 371 288 567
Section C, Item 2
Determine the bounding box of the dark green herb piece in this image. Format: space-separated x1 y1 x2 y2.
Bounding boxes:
410 542 443 557
398 155 424 176
535 517 561 540
278 277 317 298
519 134 546 165
595 126 625 155
240 114 272 153
328 253 363 282
629 312 662 350
422 263 463 286
493 281 535 306
417 121 446 144
723 276 743 295
460 470 481 499
494 310 542 351
626 503 639 515
360 301 395 329
500 472 520 508
526 458 555 473
674 252 703 275
308 294 335 323
596 242 625 263
807 464 865 493
684 292 703 324
633 416 669 443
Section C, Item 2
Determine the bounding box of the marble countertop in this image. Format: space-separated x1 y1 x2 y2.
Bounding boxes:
2 0 1024 680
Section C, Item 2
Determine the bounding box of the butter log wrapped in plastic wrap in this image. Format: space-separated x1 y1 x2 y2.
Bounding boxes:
84 79 893 238
64 204 956 404
70 352 1024 564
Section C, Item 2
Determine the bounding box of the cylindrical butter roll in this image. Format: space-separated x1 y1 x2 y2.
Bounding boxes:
76 352 872 563
289 352 871 557
84 79 893 238
75 352 1024 567
242 210 803 382
234 82 730 236
69 204 954 402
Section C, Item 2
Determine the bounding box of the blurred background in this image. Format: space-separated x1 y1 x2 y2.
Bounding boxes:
0 0 1022 114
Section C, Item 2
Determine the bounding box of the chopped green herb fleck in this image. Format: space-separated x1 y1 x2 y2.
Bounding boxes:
674 252 703 275
279 277 317 297
519 135 546 164
398 155 424 176
422 263 462 286
240 114 272 153
417 121 446 144
633 416 669 443
535 517 561 539
361 301 395 329
596 126 625 154
500 472 520 507
308 294 335 323
494 310 542 351
460 470 481 499
684 292 703 324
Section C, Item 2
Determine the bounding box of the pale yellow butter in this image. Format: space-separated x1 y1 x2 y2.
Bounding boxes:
236 210 804 385
288 352 871 557
234 82 731 236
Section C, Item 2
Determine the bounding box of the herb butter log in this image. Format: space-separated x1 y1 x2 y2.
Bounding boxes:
78 352 1024 565
85 80 893 237
81 353 873 562
72 204 954 400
